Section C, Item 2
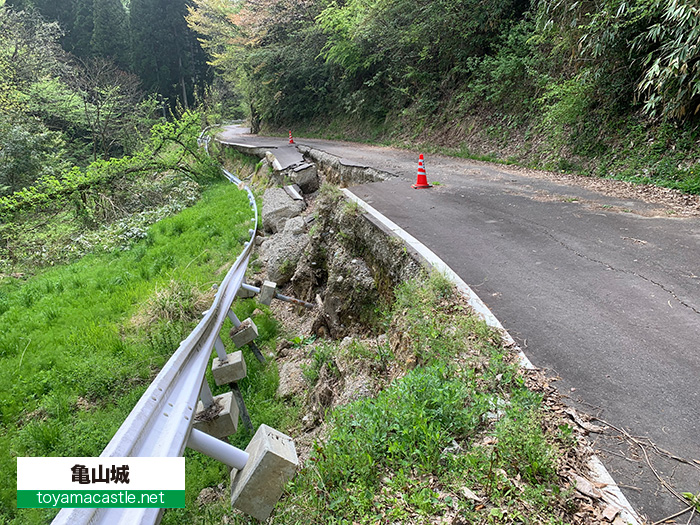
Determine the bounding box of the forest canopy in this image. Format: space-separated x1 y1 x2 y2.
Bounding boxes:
3 0 700 199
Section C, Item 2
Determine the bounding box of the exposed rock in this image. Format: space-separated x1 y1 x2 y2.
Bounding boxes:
277 359 310 399
301 413 319 431
322 245 378 339
259 220 310 285
291 164 320 194
276 338 293 358
282 216 306 236
261 187 304 233
312 382 334 407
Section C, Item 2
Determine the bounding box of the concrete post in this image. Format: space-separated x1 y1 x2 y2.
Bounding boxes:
230 425 298 522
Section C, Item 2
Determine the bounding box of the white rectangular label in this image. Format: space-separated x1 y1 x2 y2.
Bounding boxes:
17 457 184 491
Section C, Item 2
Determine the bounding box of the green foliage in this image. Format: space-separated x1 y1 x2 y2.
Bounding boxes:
537 0 700 121
316 365 481 488
301 342 338 386
468 18 548 113
0 111 215 220
683 491 700 511
635 0 700 119
0 115 70 196
0 180 255 522
274 275 569 523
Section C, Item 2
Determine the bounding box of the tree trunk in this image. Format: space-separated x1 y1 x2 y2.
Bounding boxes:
179 55 189 110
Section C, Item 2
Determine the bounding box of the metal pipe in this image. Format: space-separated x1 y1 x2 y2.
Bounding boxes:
227 309 242 328
187 429 249 470
214 336 228 362
200 379 215 408
239 283 315 309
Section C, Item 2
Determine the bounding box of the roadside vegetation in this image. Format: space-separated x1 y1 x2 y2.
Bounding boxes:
0 177 277 524
277 274 577 524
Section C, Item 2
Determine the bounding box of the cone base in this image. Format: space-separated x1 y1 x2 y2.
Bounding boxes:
411 183 432 189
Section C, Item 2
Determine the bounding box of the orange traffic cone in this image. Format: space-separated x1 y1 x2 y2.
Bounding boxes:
288 130 295 144
412 154 432 189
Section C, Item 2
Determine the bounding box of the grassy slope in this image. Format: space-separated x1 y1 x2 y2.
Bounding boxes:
0 180 277 524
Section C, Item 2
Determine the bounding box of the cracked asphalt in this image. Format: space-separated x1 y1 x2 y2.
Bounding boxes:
218 128 700 522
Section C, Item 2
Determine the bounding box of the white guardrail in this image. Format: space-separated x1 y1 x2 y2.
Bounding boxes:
52 132 260 524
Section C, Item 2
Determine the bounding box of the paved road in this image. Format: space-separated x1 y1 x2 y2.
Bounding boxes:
218 128 700 522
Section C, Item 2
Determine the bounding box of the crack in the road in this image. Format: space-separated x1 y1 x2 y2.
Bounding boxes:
543 231 700 316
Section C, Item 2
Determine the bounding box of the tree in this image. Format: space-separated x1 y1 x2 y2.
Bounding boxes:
187 0 332 128
91 0 129 69
131 0 210 109
0 116 68 196
68 57 143 160
0 4 71 193
0 4 65 110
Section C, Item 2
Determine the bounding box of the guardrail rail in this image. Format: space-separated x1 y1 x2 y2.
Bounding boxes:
52 131 280 525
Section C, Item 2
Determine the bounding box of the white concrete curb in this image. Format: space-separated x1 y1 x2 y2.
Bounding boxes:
342 188 642 525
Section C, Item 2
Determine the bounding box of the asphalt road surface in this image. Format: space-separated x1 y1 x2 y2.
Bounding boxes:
218 127 700 523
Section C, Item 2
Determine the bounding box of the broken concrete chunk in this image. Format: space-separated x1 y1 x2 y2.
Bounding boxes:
290 163 319 194
283 216 306 236
259 226 309 285
261 187 304 233
283 185 304 201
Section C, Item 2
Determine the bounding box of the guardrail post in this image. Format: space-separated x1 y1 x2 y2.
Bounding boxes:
214 335 228 362
187 428 249 470
229 382 253 432
200 378 215 408
236 278 257 299
211 343 252 432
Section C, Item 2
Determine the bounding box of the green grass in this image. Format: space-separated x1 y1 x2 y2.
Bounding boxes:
0 180 277 524
267 275 573 523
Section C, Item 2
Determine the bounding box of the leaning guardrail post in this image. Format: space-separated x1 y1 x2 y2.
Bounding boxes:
229 382 253 432
213 335 228 362
238 283 316 309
